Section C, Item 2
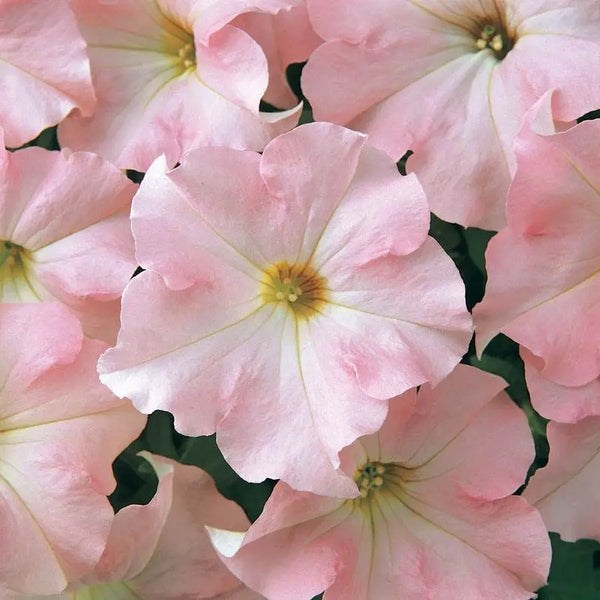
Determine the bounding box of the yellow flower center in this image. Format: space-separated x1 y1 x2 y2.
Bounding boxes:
474 23 512 59
261 261 327 319
177 40 196 69
0 240 39 301
353 461 387 499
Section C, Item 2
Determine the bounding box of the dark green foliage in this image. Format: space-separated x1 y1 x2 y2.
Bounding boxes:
110 411 275 523
538 535 600 599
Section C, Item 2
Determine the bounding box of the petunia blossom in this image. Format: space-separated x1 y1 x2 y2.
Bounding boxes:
1 453 262 599
0 0 95 148
0 303 146 595
302 0 600 229
0 130 137 343
58 0 304 171
524 418 600 543
522 348 600 424
211 365 551 600
233 2 321 109
474 96 600 386
98 122 473 496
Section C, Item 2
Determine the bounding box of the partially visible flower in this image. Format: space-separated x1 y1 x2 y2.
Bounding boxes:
475 95 600 386
0 303 146 595
302 0 600 228
522 348 600 423
211 365 550 600
0 0 95 148
234 2 321 108
1 453 262 600
0 131 137 343
58 0 303 171
524 418 600 543
99 122 472 495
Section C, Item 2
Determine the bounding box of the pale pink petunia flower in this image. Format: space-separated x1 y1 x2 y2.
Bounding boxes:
210 365 551 600
233 2 322 109
0 303 146 595
58 0 304 171
0 0 96 148
524 417 600 543
302 0 600 229
522 348 600 424
474 94 600 387
1 453 263 599
0 130 137 343
98 122 473 496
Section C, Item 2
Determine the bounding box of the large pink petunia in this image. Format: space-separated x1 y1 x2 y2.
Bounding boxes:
233 2 321 108
0 453 262 599
58 0 303 171
522 348 600 424
474 97 600 387
0 303 146 595
302 0 600 229
211 365 551 600
0 0 95 148
0 131 137 343
524 418 600 543
98 122 472 496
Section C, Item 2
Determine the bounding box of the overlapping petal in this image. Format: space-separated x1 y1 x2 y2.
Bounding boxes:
524 418 600 543
99 122 472 495
213 365 550 600
234 3 321 108
302 0 600 228
0 135 137 343
0 304 146 595
58 0 301 171
474 106 600 387
0 0 95 148
1 453 261 599
522 348 600 423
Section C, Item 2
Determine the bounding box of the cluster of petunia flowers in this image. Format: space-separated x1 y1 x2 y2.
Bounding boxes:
0 0 599 598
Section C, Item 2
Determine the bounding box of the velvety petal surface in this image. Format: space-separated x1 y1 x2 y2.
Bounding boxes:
100 122 471 494
0 304 146 594
0 0 95 147
524 418 600 542
214 365 550 599
58 0 301 170
474 116 600 386
0 144 137 343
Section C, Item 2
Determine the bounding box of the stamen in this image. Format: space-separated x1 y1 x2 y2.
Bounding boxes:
260 261 328 319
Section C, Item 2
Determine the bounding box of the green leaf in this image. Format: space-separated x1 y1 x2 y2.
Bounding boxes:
537 534 600 599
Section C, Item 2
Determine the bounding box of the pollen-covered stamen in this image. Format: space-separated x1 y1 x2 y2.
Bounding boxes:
177 40 196 69
475 23 512 59
353 461 387 499
261 261 327 319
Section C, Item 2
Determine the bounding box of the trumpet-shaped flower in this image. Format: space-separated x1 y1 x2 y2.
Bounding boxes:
99 122 472 496
474 97 600 386
0 0 95 148
211 365 551 600
1 453 262 600
302 0 600 229
524 418 600 543
0 303 146 595
58 0 303 171
0 132 137 343
233 2 321 108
